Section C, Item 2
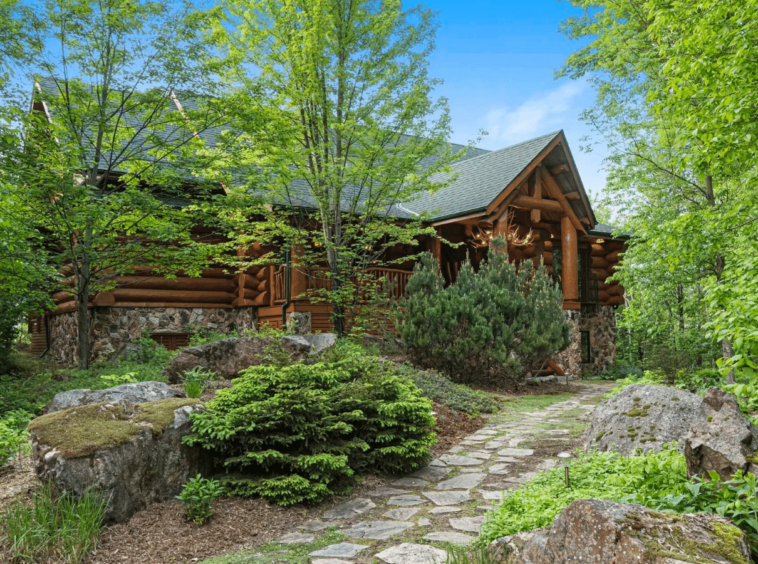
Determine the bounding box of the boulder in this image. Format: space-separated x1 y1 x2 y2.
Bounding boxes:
498 499 750 564
44 381 185 414
29 398 209 523
584 384 701 454
686 387 758 480
165 335 335 383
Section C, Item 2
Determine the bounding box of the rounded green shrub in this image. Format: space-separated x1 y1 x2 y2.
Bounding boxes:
184 343 436 505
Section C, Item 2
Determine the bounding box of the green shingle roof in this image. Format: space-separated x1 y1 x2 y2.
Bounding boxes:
402 131 560 222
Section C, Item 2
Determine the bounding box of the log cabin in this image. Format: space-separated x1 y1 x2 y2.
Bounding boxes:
26 82 626 376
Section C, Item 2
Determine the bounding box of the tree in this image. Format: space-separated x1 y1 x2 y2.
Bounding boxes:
2 0 234 368
209 0 465 334
398 239 569 388
559 0 758 381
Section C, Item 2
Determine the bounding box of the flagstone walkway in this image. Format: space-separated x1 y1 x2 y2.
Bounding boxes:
273 383 609 564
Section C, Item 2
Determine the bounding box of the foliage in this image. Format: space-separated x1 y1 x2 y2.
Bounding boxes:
560 0 758 383
646 471 758 553
398 244 569 388
480 447 689 543
389 363 497 416
177 475 224 525
0 356 169 417
0 0 234 370
0 409 31 467
1 484 108 564
127 332 175 365
203 0 468 335
100 372 138 387
184 342 436 505
676 369 722 394
609 371 666 395
446 544 499 564
723 382 758 416
182 367 217 399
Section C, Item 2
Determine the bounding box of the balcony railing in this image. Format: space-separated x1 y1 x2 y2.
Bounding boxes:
273 266 412 305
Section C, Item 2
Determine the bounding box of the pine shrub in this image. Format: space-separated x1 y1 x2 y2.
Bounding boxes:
398 238 569 388
183 342 436 505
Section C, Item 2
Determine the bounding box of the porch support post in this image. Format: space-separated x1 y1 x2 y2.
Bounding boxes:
290 244 308 301
561 215 580 309
432 228 443 267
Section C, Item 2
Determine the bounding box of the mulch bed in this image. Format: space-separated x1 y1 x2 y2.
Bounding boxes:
430 401 486 457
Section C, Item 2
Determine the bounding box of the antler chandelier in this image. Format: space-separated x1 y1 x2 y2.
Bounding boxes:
468 210 534 249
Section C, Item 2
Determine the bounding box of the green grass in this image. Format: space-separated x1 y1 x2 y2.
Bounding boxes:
198 530 347 564
0 352 169 417
489 392 574 424
1 483 108 564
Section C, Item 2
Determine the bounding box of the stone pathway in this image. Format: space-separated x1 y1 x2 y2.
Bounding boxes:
277 383 609 563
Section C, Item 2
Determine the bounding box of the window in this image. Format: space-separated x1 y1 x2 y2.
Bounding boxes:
150 332 190 351
580 330 592 364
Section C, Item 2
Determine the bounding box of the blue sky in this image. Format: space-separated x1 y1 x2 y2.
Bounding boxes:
425 0 607 199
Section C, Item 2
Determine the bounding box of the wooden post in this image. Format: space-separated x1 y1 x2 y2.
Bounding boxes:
290 244 308 301
432 228 443 267
531 170 542 224
561 216 579 308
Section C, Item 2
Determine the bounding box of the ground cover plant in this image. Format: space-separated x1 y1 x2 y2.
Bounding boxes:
177 475 225 524
184 342 436 505
0 409 32 467
1 484 108 564
399 242 569 388
479 447 689 543
197 530 346 564
388 362 498 415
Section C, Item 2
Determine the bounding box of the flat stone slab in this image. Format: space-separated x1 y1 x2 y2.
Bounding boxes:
466 451 492 460
460 468 481 473
479 490 504 501
310 543 369 558
448 446 465 453
367 487 409 497
298 519 331 531
323 498 376 519
412 466 451 481
488 463 509 475
508 437 526 447
537 459 557 470
418 517 431 527
474 429 499 436
460 440 483 446
429 459 447 467
278 532 315 544
450 516 487 533
436 473 486 490
429 506 462 514
392 477 430 488
495 456 519 463
341 520 413 540
423 531 476 546
497 448 534 457
439 454 483 466
423 490 471 506
558 452 572 458
484 441 507 450
383 507 419 520
388 495 426 506
375 543 448 564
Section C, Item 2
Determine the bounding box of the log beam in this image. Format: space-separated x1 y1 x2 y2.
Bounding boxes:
541 169 586 234
112 289 235 304
512 195 563 214
561 216 579 307
530 172 542 224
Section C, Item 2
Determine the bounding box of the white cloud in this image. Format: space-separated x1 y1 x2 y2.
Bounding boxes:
485 81 587 144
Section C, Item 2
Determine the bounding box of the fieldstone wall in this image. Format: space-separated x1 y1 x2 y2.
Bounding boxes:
552 305 617 378
48 307 257 367
581 305 616 375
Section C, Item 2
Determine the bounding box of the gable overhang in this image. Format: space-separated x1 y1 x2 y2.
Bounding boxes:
431 131 596 232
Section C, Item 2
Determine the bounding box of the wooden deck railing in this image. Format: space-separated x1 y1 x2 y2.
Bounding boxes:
273 266 412 304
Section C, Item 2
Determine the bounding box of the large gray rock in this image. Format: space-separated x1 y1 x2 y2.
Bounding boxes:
584 384 701 454
497 499 750 564
686 387 758 480
165 335 335 383
44 381 184 413
29 398 209 523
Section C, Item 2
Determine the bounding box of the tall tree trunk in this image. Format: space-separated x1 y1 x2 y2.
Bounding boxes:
676 282 684 331
76 259 91 369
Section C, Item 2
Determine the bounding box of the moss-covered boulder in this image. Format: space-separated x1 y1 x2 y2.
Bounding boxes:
585 384 702 455
30 398 209 523
500 499 750 564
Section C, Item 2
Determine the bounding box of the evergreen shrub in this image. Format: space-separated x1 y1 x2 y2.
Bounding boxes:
184 342 436 505
398 239 569 387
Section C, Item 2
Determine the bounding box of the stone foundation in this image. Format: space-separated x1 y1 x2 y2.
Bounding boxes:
48 307 257 367
553 305 617 378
